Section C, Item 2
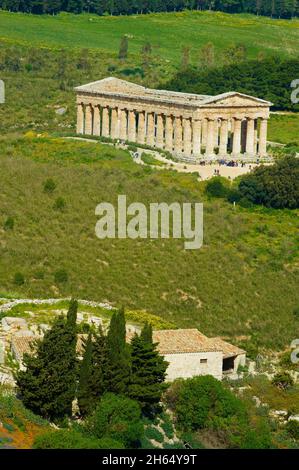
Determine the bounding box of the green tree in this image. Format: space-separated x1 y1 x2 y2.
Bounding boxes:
77 332 94 417
91 325 108 399
67 298 78 330
105 308 131 394
238 156 299 209
129 323 168 414
16 312 78 421
87 393 143 448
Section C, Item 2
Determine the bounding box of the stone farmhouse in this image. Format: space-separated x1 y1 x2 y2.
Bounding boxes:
128 328 246 381
75 77 272 162
1 312 245 382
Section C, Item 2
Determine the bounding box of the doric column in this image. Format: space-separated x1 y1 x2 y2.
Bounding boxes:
214 120 219 147
147 112 155 146
205 118 216 157
219 119 228 157
202 118 208 147
93 105 101 136
165 115 173 152
128 110 136 142
241 120 247 153
101 106 110 137
76 103 84 134
110 108 119 139
119 109 127 141
183 118 192 156
245 118 255 157
192 119 201 158
137 111 145 144
173 116 183 154
232 118 242 156
156 114 164 148
85 104 93 135
254 120 258 155
259 118 268 157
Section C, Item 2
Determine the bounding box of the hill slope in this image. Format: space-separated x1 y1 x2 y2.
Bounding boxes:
0 136 298 354
0 11 298 63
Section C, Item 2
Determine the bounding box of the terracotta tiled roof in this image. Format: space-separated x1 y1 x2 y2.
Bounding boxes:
11 334 89 361
152 329 222 354
127 328 245 357
206 337 246 359
11 336 38 361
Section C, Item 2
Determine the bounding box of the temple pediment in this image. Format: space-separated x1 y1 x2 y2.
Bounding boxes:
75 77 145 96
202 92 272 107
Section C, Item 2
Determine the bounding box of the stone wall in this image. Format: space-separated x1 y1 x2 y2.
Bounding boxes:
163 351 223 381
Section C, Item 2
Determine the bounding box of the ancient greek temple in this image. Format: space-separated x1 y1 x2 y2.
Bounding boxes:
75 77 272 161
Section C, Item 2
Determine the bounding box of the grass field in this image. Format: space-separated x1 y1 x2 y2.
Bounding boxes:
0 136 298 354
269 114 299 144
0 11 298 64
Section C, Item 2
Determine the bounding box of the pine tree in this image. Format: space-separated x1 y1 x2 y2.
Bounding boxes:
77 332 93 417
129 322 168 414
105 308 131 394
16 314 78 421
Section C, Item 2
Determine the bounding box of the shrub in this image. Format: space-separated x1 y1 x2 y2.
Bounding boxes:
13 272 25 286
169 376 247 431
87 393 143 448
227 188 242 204
43 178 56 194
238 156 299 209
205 177 229 198
286 420 299 440
160 416 174 439
145 426 164 443
33 429 123 449
53 197 66 210
54 269 68 284
272 372 294 390
3 217 14 231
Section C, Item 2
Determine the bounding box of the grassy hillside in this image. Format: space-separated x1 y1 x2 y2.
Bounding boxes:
0 11 298 64
0 42 297 144
0 136 298 354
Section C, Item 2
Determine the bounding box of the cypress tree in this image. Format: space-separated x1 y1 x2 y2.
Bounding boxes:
67 298 78 329
77 332 93 417
16 314 78 421
129 322 168 414
91 325 108 397
105 307 131 394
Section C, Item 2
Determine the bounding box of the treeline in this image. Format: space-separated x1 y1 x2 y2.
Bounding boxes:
162 57 299 111
0 1 298 19
205 156 299 209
